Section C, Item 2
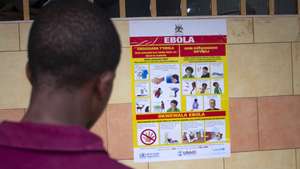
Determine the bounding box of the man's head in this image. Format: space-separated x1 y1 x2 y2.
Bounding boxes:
213 82 219 87
191 81 196 88
170 100 178 109
202 66 208 73
185 66 193 76
171 74 179 83
28 0 120 88
209 99 216 109
26 0 121 128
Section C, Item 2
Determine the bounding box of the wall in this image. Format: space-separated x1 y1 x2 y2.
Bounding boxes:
0 15 300 169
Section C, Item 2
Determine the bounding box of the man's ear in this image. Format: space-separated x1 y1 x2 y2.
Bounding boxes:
26 63 33 84
95 71 115 103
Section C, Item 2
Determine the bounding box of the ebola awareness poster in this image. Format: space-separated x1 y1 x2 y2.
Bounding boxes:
129 19 230 162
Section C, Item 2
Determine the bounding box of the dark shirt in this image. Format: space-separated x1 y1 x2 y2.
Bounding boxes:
201 72 210 78
0 121 131 169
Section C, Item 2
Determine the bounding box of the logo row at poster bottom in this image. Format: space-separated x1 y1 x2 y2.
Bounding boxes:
134 143 230 162
137 119 227 146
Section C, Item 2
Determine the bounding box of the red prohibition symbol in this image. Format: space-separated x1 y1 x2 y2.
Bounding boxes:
140 129 157 145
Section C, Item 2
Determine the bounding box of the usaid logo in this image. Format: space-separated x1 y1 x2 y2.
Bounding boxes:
177 150 197 156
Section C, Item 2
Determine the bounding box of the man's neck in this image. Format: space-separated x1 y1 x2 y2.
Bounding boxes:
22 87 91 128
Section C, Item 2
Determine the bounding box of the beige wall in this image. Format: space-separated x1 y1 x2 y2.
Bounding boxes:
0 16 300 169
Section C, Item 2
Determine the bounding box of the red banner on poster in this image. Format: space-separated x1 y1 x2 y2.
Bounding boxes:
132 45 179 58
180 44 226 56
136 111 226 120
130 35 227 45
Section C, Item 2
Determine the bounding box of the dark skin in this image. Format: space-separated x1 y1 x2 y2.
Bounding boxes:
22 65 115 129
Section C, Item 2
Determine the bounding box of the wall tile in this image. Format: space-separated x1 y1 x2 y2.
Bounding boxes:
107 103 133 160
91 110 108 151
228 43 292 97
229 98 259 152
0 23 19 51
297 149 300 169
119 160 148 169
258 96 300 150
109 47 131 104
254 16 300 43
0 52 30 109
19 22 32 51
113 20 129 47
0 109 25 122
292 42 300 95
149 158 223 169
227 17 253 44
225 149 296 169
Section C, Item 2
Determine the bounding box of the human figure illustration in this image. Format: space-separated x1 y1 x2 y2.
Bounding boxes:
183 66 194 78
145 106 150 112
206 99 220 111
154 88 162 98
167 100 180 112
200 83 208 94
190 81 197 95
160 101 165 112
170 74 179 83
170 87 179 97
192 98 199 110
213 82 222 94
201 66 210 78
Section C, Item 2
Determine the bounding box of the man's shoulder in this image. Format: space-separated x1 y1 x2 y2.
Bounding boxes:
0 121 132 169
0 145 131 169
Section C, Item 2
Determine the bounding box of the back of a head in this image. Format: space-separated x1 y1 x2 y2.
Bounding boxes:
28 0 121 89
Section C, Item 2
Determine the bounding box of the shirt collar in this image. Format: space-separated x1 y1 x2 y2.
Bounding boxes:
0 121 104 152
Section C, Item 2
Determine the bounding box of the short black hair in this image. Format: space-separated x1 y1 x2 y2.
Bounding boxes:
28 0 121 89
170 100 178 105
185 66 193 73
213 82 219 86
172 74 179 81
202 66 208 71
209 99 216 103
